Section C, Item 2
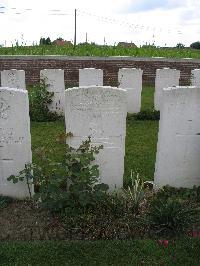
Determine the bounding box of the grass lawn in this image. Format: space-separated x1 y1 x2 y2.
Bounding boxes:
141 86 154 110
1 239 200 265
31 86 158 186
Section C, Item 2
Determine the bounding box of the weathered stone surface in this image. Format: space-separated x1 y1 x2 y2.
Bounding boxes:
1 69 26 90
154 68 180 110
118 68 142 89
40 69 65 114
154 86 200 188
65 86 127 190
118 68 143 113
79 68 103 86
191 69 200 86
0 87 32 198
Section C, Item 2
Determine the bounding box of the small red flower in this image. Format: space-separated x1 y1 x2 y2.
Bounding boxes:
192 231 200 237
163 240 169 247
158 239 169 247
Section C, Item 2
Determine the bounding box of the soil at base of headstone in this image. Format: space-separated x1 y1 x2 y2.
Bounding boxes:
0 200 148 241
0 201 70 241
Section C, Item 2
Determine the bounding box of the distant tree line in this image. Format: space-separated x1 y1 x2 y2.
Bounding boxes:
39 37 52 45
175 42 200 49
39 36 200 50
39 37 73 46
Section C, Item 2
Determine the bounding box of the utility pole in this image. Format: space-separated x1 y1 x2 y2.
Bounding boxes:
86 33 88 43
74 9 77 48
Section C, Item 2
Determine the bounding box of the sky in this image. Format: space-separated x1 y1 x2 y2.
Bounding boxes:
0 0 199 47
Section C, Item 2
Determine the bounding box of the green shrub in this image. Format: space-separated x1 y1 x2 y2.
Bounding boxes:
28 81 61 122
127 109 160 121
156 185 200 202
147 198 199 237
8 136 109 213
176 43 185 49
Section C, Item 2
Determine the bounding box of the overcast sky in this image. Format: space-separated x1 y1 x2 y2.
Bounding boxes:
0 0 199 47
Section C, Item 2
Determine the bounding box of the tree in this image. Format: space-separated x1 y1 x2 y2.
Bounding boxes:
190 41 200 49
176 43 185 49
39 37 46 45
39 37 52 45
46 37 51 45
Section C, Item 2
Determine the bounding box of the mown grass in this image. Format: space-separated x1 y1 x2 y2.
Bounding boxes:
125 120 158 184
0 239 200 265
31 86 158 186
141 86 155 110
0 43 200 58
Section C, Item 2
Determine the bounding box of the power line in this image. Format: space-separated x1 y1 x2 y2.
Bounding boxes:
0 5 188 41
0 6 183 35
78 9 182 35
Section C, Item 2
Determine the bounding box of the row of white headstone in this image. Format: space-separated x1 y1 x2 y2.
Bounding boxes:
0 69 200 198
0 68 143 114
1 68 200 114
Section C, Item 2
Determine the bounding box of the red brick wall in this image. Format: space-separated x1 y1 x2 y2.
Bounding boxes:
0 56 200 86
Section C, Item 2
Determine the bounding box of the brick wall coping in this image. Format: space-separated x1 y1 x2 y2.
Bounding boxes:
0 55 200 63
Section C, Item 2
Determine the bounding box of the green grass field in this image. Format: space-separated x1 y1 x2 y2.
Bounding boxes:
1 239 200 265
31 86 158 186
0 43 200 58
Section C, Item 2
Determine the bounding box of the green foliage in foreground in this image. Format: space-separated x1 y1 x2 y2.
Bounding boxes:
147 198 199 237
156 185 200 202
8 137 110 212
0 239 200 265
0 43 200 58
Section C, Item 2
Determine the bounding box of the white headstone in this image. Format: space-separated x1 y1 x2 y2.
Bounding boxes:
118 68 143 113
154 68 180 111
191 69 200 86
40 69 65 114
0 87 32 198
65 86 127 190
1 69 26 90
79 68 103 86
154 86 200 188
